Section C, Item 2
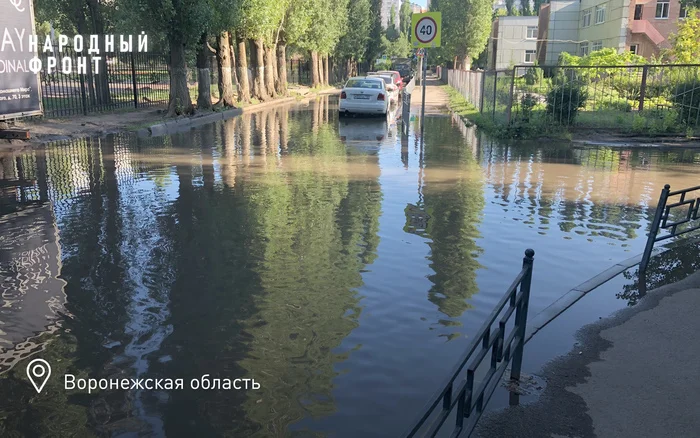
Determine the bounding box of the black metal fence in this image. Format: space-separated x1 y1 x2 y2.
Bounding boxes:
40 48 171 117
39 50 342 118
448 64 700 129
404 249 535 438
640 184 700 275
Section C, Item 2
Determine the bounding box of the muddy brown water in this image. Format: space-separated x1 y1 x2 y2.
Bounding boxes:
1 95 699 437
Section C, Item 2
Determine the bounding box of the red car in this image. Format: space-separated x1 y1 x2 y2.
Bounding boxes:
377 71 403 91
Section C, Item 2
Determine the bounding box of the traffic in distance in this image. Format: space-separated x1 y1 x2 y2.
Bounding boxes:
339 58 415 117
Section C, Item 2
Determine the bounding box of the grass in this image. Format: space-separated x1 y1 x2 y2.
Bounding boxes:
445 84 698 141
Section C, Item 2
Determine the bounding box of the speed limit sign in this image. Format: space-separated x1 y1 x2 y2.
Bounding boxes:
412 12 441 48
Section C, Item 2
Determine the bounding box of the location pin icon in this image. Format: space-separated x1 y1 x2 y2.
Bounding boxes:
26 359 51 394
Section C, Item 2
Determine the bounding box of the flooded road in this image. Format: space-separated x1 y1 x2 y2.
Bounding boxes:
1 95 700 437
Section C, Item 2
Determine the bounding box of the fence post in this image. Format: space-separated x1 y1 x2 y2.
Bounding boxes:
130 51 139 108
638 65 649 112
479 71 485 113
506 68 517 124
78 72 88 116
640 184 671 273
510 248 535 388
492 72 497 120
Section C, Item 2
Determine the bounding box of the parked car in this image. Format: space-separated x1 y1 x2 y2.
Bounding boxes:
376 71 403 90
339 77 389 116
377 75 399 106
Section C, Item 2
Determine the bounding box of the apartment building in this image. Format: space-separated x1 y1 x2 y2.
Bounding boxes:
487 16 540 69
536 0 689 63
382 0 402 28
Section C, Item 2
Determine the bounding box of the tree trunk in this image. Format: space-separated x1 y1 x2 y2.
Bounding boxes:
463 56 471 70
197 33 212 110
85 0 111 105
264 45 276 98
280 107 288 152
311 51 320 88
215 31 236 108
453 56 458 70
229 33 239 91
236 34 251 103
167 33 195 116
250 38 269 101
323 55 329 86
318 54 325 86
276 43 288 96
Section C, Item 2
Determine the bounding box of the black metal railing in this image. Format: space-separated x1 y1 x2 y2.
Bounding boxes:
640 184 700 274
404 249 535 438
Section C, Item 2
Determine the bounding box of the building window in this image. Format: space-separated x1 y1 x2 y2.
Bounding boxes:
582 9 592 27
656 0 670 18
595 4 607 24
526 26 538 39
634 4 643 20
680 5 688 18
580 42 589 56
592 40 603 51
524 50 537 63
630 45 638 55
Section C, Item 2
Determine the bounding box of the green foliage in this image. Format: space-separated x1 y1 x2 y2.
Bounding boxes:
629 110 680 135
335 0 372 61
430 0 493 64
519 93 538 122
668 8 700 63
400 0 412 36
560 48 646 67
670 79 700 124
546 83 589 123
298 0 349 54
524 64 543 85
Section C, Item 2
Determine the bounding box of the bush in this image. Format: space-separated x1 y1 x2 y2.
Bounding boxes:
546 83 589 124
595 100 632 112
519 93 538 122
670 79 700 125
524 65 544 86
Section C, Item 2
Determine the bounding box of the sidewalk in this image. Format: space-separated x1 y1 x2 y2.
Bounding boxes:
410 77 449 115
474 270 700 438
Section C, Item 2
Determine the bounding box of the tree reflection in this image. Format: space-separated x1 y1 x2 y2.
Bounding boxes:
619 240 700 305
419 117 485 320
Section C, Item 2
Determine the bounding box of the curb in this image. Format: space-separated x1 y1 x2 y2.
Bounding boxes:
139 89 341 138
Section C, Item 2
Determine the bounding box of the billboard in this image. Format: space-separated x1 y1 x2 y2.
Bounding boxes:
0 0 43 120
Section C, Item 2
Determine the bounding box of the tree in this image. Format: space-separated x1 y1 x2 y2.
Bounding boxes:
298 0 349 87
118 0 211 116
278 0 314 95
400 0 412 36
668 8 700 63
431 0 493 69
210 0 240 108
335 0 372 76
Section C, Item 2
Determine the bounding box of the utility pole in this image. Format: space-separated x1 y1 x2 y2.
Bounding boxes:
420 50 427 137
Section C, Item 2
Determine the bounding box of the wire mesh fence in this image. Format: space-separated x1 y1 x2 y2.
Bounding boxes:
447 64 700 130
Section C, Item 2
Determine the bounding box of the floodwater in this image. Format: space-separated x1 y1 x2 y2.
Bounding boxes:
1 95 700 437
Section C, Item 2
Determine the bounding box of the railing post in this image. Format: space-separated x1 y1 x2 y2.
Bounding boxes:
639 65 649 112
492 72 497 120
506 67 517 124
510 248 535 386
130 51 139 108
640 184 671 273
479 71 485 113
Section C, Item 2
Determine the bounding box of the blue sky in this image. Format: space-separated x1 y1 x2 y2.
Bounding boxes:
413 0 428 6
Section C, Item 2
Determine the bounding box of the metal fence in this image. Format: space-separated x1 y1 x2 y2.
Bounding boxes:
404 249 535 438
447 64 700 129
641 183 700 275
40 48 173 117
39 49 340 118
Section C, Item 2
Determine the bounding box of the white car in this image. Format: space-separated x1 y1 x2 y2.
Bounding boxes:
376 75 399 106
339 77 390 116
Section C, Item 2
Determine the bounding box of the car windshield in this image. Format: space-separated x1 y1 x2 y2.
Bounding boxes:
379 77 393 85
345 79 383 89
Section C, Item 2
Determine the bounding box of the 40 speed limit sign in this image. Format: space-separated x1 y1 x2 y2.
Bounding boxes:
412 12 441 48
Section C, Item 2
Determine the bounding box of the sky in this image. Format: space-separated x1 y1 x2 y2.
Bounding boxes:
413 0 428 7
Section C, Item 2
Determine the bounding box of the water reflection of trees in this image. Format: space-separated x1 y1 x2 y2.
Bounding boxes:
157 103 381 436
419 117 485 320
619 240 700 306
